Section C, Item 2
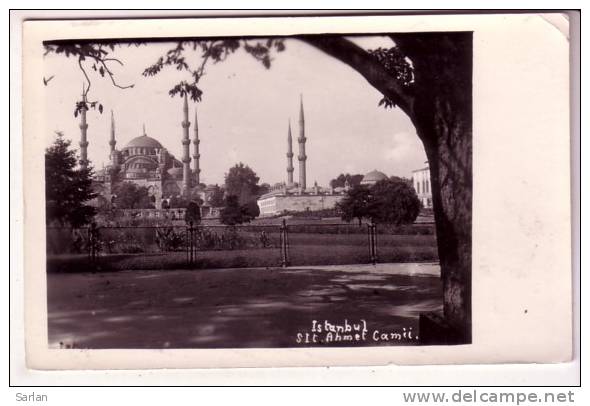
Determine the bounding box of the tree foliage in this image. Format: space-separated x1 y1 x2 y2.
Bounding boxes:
368 46 414 109
368 178 421 225
112 182 154 209
44 38 286 115
207 184 225 207
224 162 261 206
337 178 420 226
45 133 97 227
258 182 271 197
219 195 257 225
184 200 202 225
389 175 413 186
168 189 204 209
329 173 364 189
242 200 260 219
44 41 139 116
142 39 285 102
335 185 372 225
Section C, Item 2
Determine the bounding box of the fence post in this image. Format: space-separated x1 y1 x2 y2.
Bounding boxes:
185 222 191 266
186 221 195 266
280 219 290 267
372 222 378 264
88 223 99 263
368 221 377 265
367 222 372 264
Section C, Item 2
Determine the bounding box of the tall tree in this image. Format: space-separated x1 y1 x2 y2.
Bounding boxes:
224 163 261 206
336 185 372 225
367 178 421 225
337 179 420 226
184 200 202 225
219 195 256 225
45 132 96 227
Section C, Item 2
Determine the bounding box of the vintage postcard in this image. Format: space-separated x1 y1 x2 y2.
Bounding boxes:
20 13 572 369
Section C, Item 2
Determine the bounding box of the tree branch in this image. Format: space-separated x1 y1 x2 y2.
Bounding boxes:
98 58 134 90
78 57 92 97
299 36 415 118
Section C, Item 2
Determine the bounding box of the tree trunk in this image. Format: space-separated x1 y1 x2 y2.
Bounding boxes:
415 98 472 344
304 33 473 344
399 33 473 344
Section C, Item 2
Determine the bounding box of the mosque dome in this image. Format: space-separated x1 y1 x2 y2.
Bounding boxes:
125 135 163 149
361 170 388 185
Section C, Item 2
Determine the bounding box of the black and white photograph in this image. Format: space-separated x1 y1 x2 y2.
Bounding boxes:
17 13 575 374
42 30 472 350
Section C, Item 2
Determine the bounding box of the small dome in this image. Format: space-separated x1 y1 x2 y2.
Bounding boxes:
125 135 163 149
361 170 388 185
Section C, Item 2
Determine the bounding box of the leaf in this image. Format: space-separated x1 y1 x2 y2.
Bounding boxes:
98 104 103 114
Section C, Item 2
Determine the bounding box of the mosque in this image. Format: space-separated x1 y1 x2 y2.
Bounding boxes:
82 93 218 217
256 99 391 217
78 90 396 219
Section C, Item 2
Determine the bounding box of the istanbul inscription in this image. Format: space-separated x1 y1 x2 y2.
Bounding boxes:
295 319 419 345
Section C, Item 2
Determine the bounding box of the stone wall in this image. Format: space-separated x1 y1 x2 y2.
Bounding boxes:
258 194 344 217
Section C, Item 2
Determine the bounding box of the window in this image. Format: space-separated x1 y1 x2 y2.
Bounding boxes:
417 182 420 194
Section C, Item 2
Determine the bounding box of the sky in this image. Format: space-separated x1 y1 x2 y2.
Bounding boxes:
43 36 427 187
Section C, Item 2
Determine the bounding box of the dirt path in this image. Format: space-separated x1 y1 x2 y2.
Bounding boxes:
47 263 441 349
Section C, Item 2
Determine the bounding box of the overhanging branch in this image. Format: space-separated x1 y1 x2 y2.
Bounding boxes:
299 36 415 118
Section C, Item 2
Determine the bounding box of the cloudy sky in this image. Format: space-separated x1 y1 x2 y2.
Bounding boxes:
44 36 427 187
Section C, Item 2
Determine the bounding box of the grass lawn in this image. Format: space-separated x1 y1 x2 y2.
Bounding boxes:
47 263 442 349
47 233 438 272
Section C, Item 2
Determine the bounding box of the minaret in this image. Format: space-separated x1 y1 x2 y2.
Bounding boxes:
181 93 191 193
192 108 201 186
297 95 307 190
109 110 116 157
79 84 89 169
286 120 294 185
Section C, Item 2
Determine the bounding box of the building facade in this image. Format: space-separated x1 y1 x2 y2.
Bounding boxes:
258 193 344 217
412 164 433 209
